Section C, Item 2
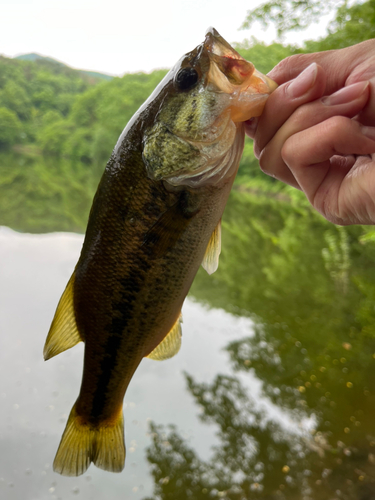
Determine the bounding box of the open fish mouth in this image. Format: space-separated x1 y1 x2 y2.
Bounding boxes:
204 27 277 121
143 28 277 188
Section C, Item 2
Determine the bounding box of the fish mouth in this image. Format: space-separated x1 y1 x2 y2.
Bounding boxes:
204 27 277 121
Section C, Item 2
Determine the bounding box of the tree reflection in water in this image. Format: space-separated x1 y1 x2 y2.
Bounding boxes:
144 190 375 500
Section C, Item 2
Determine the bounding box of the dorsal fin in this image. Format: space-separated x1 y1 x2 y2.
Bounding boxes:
201 220 221 275
147 314 182 361
43 272 84 361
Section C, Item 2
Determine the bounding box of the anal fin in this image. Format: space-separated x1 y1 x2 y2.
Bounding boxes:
201 220 221 275
147 314 182 361
44 272 84 361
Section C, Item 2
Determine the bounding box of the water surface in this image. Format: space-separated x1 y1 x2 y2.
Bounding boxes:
0 227 264 500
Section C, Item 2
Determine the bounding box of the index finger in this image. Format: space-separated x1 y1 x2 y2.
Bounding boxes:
269 40 375 125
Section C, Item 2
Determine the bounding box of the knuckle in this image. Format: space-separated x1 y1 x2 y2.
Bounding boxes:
322 115 351 136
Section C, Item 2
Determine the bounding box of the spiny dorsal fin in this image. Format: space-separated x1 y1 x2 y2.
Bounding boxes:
44 272 84 361
147 314 182 361
202 220 221 275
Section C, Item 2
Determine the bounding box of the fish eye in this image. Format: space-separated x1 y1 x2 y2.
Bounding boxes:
174 67 199 91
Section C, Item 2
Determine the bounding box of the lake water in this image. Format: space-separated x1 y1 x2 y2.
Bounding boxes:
0 227 290 500
2 153 375 499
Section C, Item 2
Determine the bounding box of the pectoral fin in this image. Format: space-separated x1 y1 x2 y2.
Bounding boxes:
147 314 182 361
201 220 221 275
43 272 84 361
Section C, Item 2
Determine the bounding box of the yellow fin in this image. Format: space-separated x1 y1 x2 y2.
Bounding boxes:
201 220 221 275
53 404 126 476
147 314 182 361
43 273 83 361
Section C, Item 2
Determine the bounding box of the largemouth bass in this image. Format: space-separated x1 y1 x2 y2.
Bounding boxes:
44 28 276 476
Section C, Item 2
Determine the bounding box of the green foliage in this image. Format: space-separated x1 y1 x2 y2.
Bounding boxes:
0 81 32 121
0 108 23 149
235 38 297 74
0 152 97 233
242 0 343 38
241 0 375 52
66 70 167 160
37 119 73 156
304 0 375 51
91 126 118 168
236 137 258 180
236 136 285 182
0 60 167 161
0 55 100 151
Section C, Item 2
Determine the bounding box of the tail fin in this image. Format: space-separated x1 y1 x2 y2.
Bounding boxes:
53 404 126 476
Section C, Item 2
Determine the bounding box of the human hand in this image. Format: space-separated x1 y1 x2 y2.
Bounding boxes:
247 40 375 225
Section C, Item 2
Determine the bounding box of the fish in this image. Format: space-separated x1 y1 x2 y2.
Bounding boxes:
43 27 277 477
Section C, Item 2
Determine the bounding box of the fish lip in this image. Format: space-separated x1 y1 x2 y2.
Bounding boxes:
203 27 277 106
204 27 242 60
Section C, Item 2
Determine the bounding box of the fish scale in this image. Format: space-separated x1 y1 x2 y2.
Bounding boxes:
43 27 277 476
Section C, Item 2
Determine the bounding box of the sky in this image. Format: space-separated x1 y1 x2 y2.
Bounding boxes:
0 0 331 76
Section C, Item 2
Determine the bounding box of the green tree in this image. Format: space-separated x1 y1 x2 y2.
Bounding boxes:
304 0 375 51
242 0 344 38
0 81 32 121
37 119 73 156
236 39 296 74
242 0 375 50
0 108 22 149
0 54 101 150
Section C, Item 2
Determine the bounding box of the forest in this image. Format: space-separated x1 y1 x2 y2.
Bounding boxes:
1 0 374 234
1 0 375 234
1 0 373 161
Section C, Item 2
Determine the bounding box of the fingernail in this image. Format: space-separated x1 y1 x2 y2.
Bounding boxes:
322 81 369 105
287 63 318 98
361 125 375 141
